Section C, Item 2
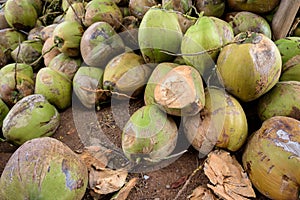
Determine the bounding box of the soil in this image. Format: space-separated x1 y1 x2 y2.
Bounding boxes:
0 98 270 200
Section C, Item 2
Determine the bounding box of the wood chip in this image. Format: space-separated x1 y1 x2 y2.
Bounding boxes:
204 150 256 200
111 177 139 200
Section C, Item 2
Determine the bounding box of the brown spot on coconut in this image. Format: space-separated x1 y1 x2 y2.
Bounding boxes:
154 65 205 116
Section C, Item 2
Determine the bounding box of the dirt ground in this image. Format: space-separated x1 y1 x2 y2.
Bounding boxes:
0 97 269 200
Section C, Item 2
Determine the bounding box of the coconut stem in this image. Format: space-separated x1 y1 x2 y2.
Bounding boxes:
80 86 136 99
29 43 58 67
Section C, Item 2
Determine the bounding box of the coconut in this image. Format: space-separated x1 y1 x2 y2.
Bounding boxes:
216 32 282 102
176 13 197 34
64 2 85 24
257 81 300 121
0 63 34 107
183 87 248 157
0 137 88 200
27 26 44 40
181 16 234 75
162 0 192 14
195 0 225 17
138 7 183 63
73 67 105 108
154 65 205 116
0 8 10 29
129 0 158 20
122 104 178 163
80 21 125 68
4 0 38 31
103 52 152 99
2 94 60 145
11 40 43 71
0 98 9 129
53 21 84 57
227 11 272 38
144 62 178 105
83 0 123 29
35 67 72 110
40 24 58 41
227 0 280 14
42 36 61 67
275 37 300 65
242 116 300 200
48 53 82 80
280 55 300 82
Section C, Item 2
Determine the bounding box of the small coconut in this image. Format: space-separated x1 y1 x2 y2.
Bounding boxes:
242 116 300 200
83 0 123 29
129 0 158 20
195 0 225 17
73 67 105 108
144 62 178 105
53 20 84 57
217 32 281 102
122 104 178 163
48 53 82 80
154 65 205 116
257 81 300 121
139 7 183 63
80 21 125 68
103 52 152 99
0 137 88 200
35 67 72 110
2 94 60 145
183 87 248 157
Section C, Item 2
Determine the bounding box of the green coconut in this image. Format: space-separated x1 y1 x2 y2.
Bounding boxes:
228 11 272 38
275 37 300 65
183 87 248 157
227 0 280 14
280 55 300 82
181 16 234 75
216 32 282 102
0 98 9 128
154 65 205 116
103 52 152 99
138 7 183 63
53 21 84 57
80 21 125 68
195 0 225 17
0 137 88 200
83 0 123 29
64 2 85 24
0 8 9 29
2 94 60 145
129 0 158 20
4 0 38 31
35 67 72 110
122 104 178 163
48 53 82 80
11 40 43 71
73 67 105 108
257 81 300 121
144 62 178 105
242 116 300 200
162 0 192 14
0 63 34 107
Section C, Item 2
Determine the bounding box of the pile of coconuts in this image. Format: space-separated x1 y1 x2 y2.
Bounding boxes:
0 0 300 199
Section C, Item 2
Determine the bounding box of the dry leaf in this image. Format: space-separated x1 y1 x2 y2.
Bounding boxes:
89 167 128 195
111 177 139 200
79 146 108 170
204 150 256 200
188 185 217 200
170 175 188 189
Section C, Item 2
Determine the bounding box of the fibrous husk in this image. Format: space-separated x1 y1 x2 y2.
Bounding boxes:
188 185 217 200
48 53 82 80
80 21 125 68
258 81 300 121
2 94 60 145
204 150 256 200
242 116 300 200
154 65 205 116
144 62 178 105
